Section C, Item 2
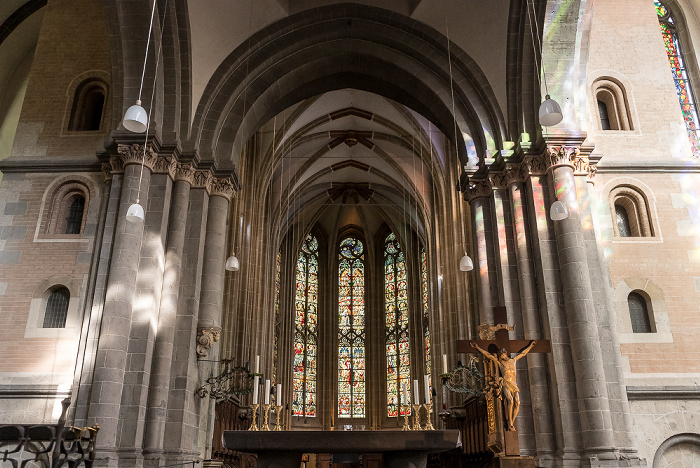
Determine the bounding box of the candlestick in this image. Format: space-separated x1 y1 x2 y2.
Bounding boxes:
423 375 431 404
422 402 435 430
252 375 259 404
264 380 270 405
274 405 283 431
442 354 448 373
402 405 410 431
261 404 271 431
413 379 420 405
412 404 422 430
255 355 260 373
249 404 260 431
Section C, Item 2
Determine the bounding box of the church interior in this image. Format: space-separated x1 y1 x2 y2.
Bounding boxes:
0 0 699 467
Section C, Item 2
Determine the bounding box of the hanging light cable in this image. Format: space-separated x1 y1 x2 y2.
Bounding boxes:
126 0 168 223
527 0 563 127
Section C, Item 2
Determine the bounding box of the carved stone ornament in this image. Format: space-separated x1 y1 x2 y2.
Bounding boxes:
173 163 195 184
197 326 221 358
545 145 581 170
117 143 158 171
489 164 527 189
152 153 176 177
102 162 113 181
207 176 235 200
465 179 492 202
192 170 212 189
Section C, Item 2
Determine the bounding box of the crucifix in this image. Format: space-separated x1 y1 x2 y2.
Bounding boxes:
456 306 551 457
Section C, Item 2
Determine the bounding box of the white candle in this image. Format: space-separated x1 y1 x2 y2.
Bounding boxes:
264 380 271 405
413 379 420 405
255 355 260 374
276 383 282 405
442 354 448 373
252 375 259 404
401 381 409 406
424 375 431 404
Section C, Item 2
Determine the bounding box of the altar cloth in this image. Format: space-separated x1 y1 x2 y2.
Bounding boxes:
222 429 460 468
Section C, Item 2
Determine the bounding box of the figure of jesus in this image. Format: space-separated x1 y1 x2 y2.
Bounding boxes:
470 340 536 431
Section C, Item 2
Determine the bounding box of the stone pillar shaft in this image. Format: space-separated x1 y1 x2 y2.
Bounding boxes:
89 163 151 451
469 195 496 324
551 164 615 454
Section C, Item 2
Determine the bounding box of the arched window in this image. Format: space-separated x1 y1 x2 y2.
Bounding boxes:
615 204 632 237
628 292 653 333
68 80 107 131
46 182 89 236
421 248 431 389
598 100 611 130
293 236 318 417
65 195 85 234
43 287 70 328
592 78 634 130
655 1 700 156
337 237 365 419
385 233 411 417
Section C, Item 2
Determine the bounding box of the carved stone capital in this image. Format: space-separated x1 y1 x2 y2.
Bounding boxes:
465 179 492 202
152 153 176 178
173 163 195 184
545 145 581 170
108 154 125 174
192 170 212 189
117 144 158 171
207 176 236 200
489 164 527 189
196 326 221 358
102 162 113 181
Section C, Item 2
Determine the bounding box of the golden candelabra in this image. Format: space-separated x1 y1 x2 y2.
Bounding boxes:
422 402 435 430
249 404 259 431
402 405 410 431
273 405 283 431
261 404 271 431
412 404 422 430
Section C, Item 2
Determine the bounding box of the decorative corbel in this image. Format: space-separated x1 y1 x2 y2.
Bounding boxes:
196 326 221 358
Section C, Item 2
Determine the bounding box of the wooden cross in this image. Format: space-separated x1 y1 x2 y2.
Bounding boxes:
456 306 551 458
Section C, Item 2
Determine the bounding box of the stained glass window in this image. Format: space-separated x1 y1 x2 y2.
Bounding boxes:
292 235 318 417
421 248 431 389
655 1 700 157
338 237 366 418
273 251 281 386
385 233 411 417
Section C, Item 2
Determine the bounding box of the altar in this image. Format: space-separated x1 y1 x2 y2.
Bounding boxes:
222 429 460 468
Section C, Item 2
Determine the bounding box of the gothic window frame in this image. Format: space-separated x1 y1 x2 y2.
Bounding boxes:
384 232 412 418
592 77 634 131
24 277 81 339
336 234 368 421
609 185 655 238
292 234 319 418
655 0 700 157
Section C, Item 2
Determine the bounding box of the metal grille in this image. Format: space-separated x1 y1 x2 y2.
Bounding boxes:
66 196 85 234
628 292 652 333
43 287 69 328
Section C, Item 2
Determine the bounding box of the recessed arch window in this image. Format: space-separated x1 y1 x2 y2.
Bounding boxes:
43 286 70 328
655 1 700 156
47 182 90 236
610 186 654 237
337 237 366 419
592 78 634 131
598 100 611 130
68 79 107 132
385 233 411 417
628 291 653 333
293 235 318 417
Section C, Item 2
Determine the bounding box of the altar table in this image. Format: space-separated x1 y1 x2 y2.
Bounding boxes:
222 429 460 468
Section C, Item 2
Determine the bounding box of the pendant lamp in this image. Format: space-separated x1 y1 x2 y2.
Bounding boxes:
459 253 474 272
126 201 146 222
225 254 240 272
549 200 569 221
539 95 563 127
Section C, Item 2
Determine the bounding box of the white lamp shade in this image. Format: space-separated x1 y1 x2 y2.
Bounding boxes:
539 95 563 127
126 203 145 223
225 255 240 271
550 200 569 221
123 101 148 133
459 254 474 272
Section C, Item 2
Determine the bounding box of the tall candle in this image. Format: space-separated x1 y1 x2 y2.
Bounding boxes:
255 355 260 374
413 379 420 405
276 383 282 405
401 381 409 406
264 380 271 405
442 354 448 373
252 375 259 404
424 375 431 404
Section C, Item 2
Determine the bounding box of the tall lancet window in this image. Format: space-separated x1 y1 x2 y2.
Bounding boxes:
655 1 700 156
338 237 366 418
421 248 431 385
273 251 281 386
292 236 318 417
385 233 411 417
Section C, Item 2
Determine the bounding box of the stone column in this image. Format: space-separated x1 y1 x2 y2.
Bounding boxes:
144 164 194 458
548 145 616 458
466 180 497 325
196 177 234 459
88 144 155 459
506 170 556 460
